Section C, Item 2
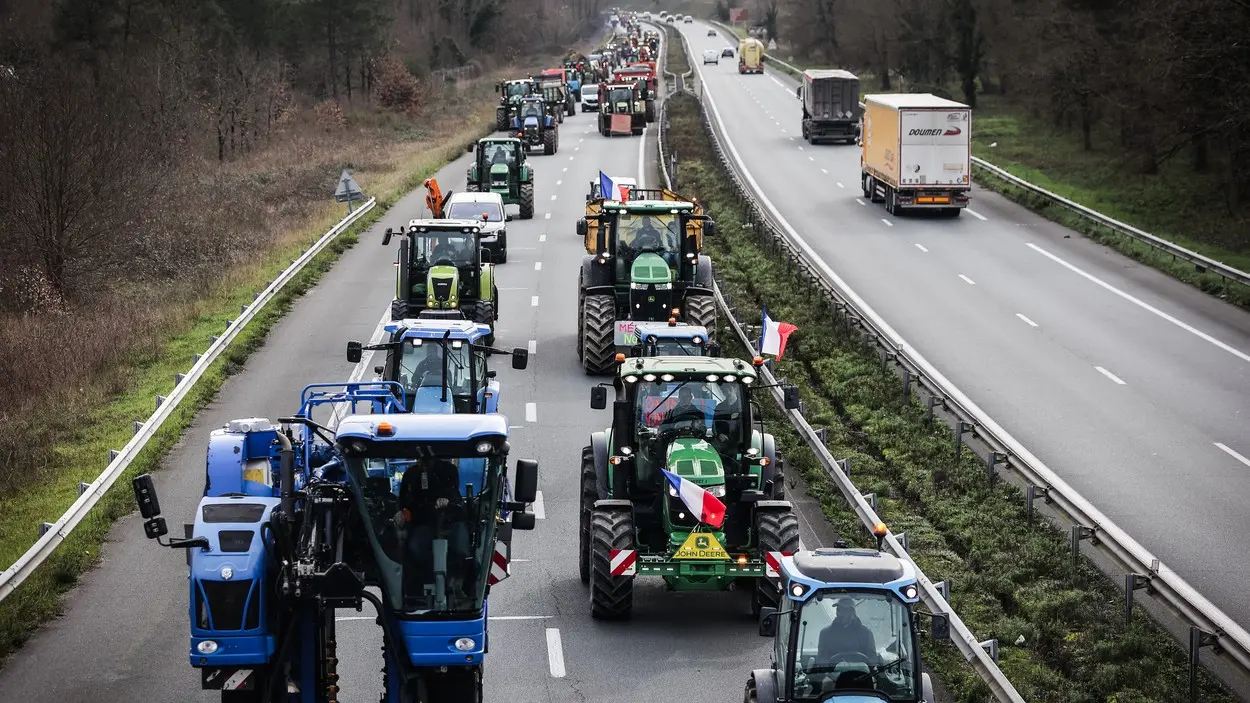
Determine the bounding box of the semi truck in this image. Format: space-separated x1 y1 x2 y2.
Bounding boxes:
797 69 861 144
860 93 971 216
739 37 765 74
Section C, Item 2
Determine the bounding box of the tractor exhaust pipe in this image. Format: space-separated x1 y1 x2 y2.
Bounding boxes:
277 430 294 518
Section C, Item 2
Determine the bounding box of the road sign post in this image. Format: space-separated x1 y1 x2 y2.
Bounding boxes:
334 169 364 213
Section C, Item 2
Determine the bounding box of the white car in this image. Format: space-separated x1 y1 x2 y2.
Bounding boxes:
702 49 719 65
684 15 693 23
442 191 511 263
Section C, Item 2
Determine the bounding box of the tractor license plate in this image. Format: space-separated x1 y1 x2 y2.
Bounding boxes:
673 531 729 560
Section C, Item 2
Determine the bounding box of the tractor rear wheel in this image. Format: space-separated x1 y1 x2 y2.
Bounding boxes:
753 510 800 617
684 294 716 342
390 299 409 321
543 128 557 155
519 183 535 219
495 107 508 131
579 448 597 585
645 100 656 123
473 300 496 346
576 273 585 359
581 294 615 374
590 507 635 620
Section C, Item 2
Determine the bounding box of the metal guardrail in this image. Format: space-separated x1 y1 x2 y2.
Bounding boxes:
0 197 378 603
704 20 1250 289
683 22 1250 692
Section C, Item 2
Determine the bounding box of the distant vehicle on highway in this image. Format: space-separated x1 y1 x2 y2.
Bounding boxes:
702 49 720 65
722 47 735 58
707 28 717 36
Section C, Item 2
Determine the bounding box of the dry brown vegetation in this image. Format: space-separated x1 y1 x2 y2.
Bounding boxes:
0 0 604 497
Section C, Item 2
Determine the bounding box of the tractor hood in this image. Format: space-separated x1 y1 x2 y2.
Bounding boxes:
630 252 672 285
426 266 460 309
664 438 724 488
523 115 540 128
410 386 455 414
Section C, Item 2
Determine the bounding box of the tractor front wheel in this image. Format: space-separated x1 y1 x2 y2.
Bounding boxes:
473 300 496 346
543 128 558 155
645 100 656 123
519 182 535 219
576 273 586 359
495 107 508 131
590 507 635 620
581 294 615 374
753 510 800 617
684 294 717 343
579 449 597 585
390 299 409 321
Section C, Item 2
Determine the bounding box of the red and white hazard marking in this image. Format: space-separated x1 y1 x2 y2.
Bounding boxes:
765 551 791 578
488 541 510 585
609 548 636 576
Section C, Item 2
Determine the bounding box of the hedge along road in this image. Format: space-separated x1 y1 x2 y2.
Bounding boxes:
681 22 1250 629
0 77 838 702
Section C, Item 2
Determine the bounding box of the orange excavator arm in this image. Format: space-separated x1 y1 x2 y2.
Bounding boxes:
424 178 451 218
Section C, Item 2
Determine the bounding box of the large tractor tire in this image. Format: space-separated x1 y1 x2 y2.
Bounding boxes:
753 510 800 617
589 507 635 620
581 294 616 375
473 300 496 346
543 127 558 155
519 182 535 219
495 107 508 131
575 273 585 360
566 99 576 117
645 99 656 123
579 448 597 585
684 294 717 343
390 299 409 321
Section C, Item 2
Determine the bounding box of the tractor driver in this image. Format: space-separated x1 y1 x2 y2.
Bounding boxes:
662 385 708 430
393 458 476 601
431 233 472 264
402 342 443 390
815 598 880 669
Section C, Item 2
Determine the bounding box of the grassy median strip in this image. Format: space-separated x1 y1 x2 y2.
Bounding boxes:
664 88 1235 702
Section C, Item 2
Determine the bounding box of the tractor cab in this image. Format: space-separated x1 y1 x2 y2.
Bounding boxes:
495 78 539 129
512 96 559 154
748 533 943 703
581 356 804 619
466 137 535 219
347 318 528 415
382 220 500 342
630 319 719 357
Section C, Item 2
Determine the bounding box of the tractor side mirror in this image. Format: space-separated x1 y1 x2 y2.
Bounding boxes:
512 511 536 530
506 214 514 222
576 219 588 236
796 86 802 100
703 220 716 236
511 348 529 369
590 385 608 409
486 370 497 379
783 385 801 410
374 365 384 376
382 227 394 246
346 340 362 363
707 342 722 356
467 142 476 153
513 459 539 503
758 607 778 637
481 248 493 264
930 613 951 642
132 474 169 540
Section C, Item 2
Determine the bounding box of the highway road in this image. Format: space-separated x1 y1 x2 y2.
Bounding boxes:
680 20 1250 629
0 70 848 701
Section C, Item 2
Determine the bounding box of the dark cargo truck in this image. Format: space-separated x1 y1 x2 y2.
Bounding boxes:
796 69 861 144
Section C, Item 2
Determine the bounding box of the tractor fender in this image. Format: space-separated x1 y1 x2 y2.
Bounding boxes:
479 264 495 301
922 673 934 702
590 430 611 499
204 423 278 498
484 379 501 413
748 670 780 703
695 254 715 287
761 432 780 489
751 500 793 515
581 255 614 296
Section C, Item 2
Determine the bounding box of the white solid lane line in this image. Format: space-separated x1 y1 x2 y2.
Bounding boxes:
556 180 562 186
1027 242 1250 365
528 339 537 355
532 490 546 519
820 168 827 174
637 124 649 188
881 219 893 227
856 199 866 206
534 261 542 271
1214 442 1250 469
965 208 988 221
545 213 551 219
1095 366 1127 385
525 402 537 422
490 615 551 620
531 296 539 307
546 628 567 678
836 182 844 188
1016 313 1039 328
914 244 928 253
959 274 976 285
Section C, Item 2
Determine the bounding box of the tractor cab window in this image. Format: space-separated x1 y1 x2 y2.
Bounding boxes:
634 379 744 459
446 201 503 222
607 86 634 105
790 591 917 700
612 211 681 277
414 229 476 267
485 142 516 165
344 451 502 616
520 101 544 119
646 337 703 356
505 82 529 98
396 339 472 397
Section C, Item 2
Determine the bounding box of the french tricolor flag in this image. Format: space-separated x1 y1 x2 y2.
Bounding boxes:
760 305 798 360
661 468 726 528
599 171 632 201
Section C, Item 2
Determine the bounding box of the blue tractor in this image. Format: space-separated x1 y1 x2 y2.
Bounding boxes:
131 381 539 702
347 318 528 415
745 525 946 703
511 96 559 155
628 318 721 357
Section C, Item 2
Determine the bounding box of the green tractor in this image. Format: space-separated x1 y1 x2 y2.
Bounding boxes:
466 137 535 219
382 219 501 344
495 78 538 131
575 193 717 374
581 355 804 620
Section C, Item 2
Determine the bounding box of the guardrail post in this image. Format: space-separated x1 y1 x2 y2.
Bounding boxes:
933 579 951 602
863 492 876 511
241 304 248 314
1124 573 1152 627
209 336 219 344
979 638 1000 663
897 531 908 552
902 369 911 397
1189 626 1220 701
954 421 973 459
77 482 91 496
175 373 186 385
38 522 54 537
155 395 166 409
986 451 1007 486
133 420 144 435
838 457 852 477
1025 484 1051 527
1071 525 1096 579
881 350 895 372
814 427 829 444
925 395 937 425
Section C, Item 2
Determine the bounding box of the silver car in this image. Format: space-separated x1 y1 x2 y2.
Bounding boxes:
443 192 511 264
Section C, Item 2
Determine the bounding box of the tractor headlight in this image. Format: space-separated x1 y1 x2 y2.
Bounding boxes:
454 638 476 651
741 376 754 384
197 640 219 655
668 485 678 497
790 583 807 598
654 282 672 290
705 374 719 382
904 585 918 599
707 485 726 497
660 374 674 382
643 374 656 381
220 566 233 580
476 441 493 454
631 282 643 289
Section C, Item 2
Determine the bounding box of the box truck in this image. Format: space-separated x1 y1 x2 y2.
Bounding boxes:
860 93 971 216
797 69 861 144
738 38 765 74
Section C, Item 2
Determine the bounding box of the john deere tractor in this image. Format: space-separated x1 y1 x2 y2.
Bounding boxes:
597 82 648 136
581 355 803 619
511 96 559 155
465 137 535 219
575 189 717 374
495 78 538 131
382 219 500 344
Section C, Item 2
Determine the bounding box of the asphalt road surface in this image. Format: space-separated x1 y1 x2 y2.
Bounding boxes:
0 76 847 701
683 20 1250 629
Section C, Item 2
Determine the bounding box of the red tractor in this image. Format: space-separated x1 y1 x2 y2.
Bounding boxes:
612 64 657 122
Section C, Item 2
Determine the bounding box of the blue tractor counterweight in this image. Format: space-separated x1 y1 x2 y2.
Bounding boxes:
133 381 540 703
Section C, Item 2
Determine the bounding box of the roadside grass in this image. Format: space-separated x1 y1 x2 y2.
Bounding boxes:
729 37 1250 309
0 72 503 664
665 89 1236 702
